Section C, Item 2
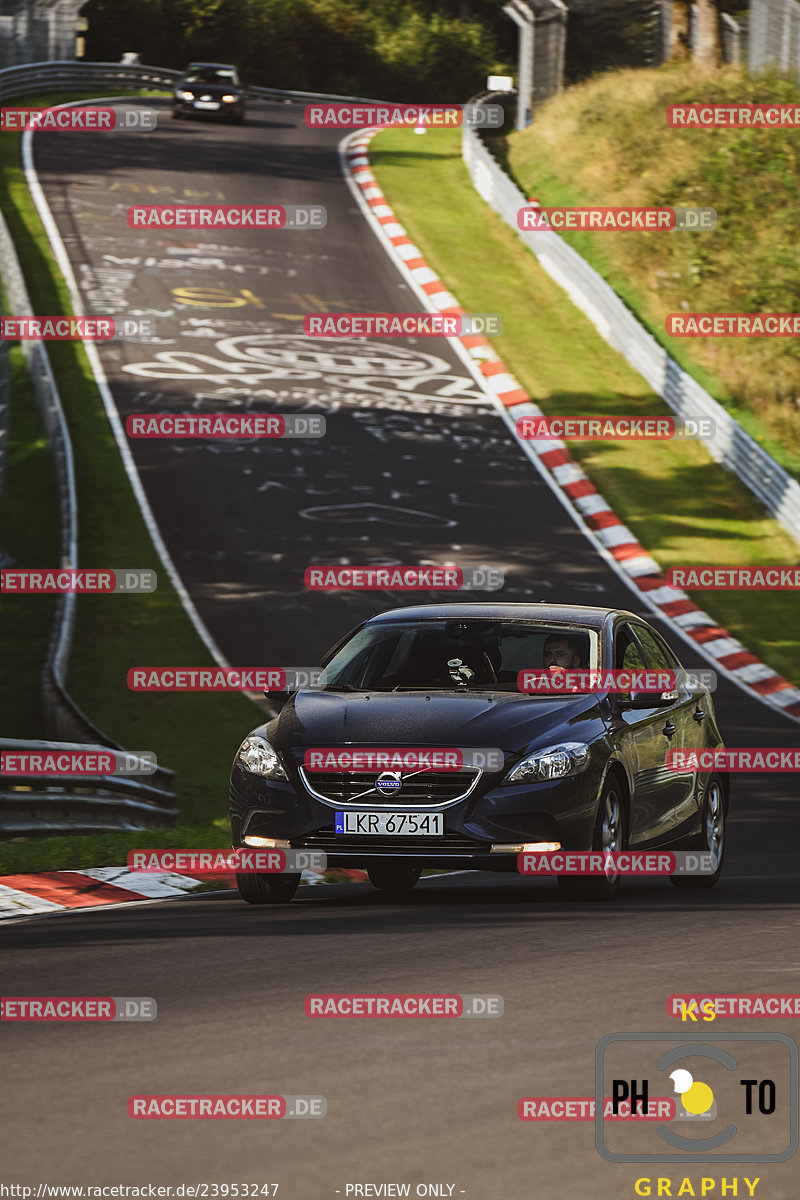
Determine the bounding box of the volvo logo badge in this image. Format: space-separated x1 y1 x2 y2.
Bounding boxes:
375 771 402 796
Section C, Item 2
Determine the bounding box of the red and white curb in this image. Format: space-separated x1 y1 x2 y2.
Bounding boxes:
341 129 800 724
0 866 369 921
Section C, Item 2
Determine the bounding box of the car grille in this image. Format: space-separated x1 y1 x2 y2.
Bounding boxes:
299 768 480 807
292 828 487 854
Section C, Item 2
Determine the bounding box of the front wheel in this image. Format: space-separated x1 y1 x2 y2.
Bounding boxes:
367 863 421 893
670 775 726 889
557 778 626 901
236 872 301 904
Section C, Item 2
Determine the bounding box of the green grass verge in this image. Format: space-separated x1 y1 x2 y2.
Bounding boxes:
368 126 800 685
504 63 800 480
0 341 60 736
0 821 230 875
0 90 259 875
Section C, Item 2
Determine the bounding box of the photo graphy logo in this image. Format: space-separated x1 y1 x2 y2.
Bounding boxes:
595 1032 799 1163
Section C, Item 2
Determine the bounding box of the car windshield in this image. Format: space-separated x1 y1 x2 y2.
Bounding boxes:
184 68 238 85
321 620 599 692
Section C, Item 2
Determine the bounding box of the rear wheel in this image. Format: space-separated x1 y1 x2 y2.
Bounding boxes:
670 775 726 889
236 872 300 904
367 863 422 893
557 777 626 901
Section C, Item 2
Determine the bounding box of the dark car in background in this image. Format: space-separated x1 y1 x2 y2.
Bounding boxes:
173 63 246 124
229 604 728 904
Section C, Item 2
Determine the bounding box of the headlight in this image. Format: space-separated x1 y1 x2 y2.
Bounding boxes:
502 742 590 785
237 736 288 779
222 94 236 102
178 90 194 100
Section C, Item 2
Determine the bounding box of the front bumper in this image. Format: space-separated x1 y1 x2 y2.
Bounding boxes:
229 760 602 872
174 98 244 119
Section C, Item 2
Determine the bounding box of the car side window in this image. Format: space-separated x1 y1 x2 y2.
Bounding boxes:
633 625 679 669
614 624 645 671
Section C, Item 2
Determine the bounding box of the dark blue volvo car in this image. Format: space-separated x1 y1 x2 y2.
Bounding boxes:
229 604 727 904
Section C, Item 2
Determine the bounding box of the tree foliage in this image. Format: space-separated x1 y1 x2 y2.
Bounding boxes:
83 0 504 99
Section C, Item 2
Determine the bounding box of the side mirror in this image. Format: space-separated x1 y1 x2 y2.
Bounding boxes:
624 689 678 708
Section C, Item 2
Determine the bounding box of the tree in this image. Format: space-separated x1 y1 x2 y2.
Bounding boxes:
693 0 721 69
669 0 690 63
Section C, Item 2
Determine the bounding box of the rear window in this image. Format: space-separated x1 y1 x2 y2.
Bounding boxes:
184 68 238 85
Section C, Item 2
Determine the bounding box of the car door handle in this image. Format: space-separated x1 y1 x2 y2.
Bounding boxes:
662 722 676 739
693 708 705 724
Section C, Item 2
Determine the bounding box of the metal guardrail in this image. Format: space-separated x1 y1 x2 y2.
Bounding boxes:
0 59 382 105
0 739 178 835
0 73 178 829
462 118 800 549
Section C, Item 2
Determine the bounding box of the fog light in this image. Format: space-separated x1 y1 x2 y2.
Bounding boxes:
490 840 562 853
243 835 291 848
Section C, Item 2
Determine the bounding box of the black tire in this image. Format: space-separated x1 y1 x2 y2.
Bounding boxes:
172 107 181 119
670 774 726 889
367 863 422 893
235 871 300 905
557 776 626 901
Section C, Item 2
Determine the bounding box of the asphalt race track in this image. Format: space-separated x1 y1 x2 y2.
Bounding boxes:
2 98 799 1199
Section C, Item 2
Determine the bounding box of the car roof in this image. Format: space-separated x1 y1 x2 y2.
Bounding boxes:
366 603 640 630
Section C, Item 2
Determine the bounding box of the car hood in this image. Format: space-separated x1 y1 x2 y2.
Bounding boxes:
273 689 605 759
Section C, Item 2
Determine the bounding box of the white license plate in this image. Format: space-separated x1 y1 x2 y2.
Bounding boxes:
195 100 220 110
334 810 443 836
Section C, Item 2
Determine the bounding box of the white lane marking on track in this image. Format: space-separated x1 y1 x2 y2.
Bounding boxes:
79 868 208 897
0 885 65 916
21 100 244 692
